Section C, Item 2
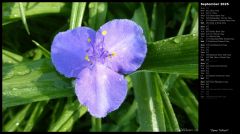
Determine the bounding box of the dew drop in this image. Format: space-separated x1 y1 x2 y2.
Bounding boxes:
12 88 18 91
16 69 31 76
3 71 14 80
173 38 181 43
16 122 19 126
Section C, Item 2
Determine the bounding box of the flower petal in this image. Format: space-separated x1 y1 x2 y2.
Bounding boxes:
75 63 127 118
96 19 147 74
51 27 96 78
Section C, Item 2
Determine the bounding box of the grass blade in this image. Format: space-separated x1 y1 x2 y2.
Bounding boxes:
190 7 198 34
3 59 74 108
109 100 137 131
132 3 151 42
157 76 180 132
168 79 198 129
3 2 70 25
31 40 50 59
162 74 179 93
91 118 102 132
69 2 86 29
18 2 30 35
58 106 87 132
177 3 191 35
140 34 198 75
23 101 48 131
88 2 108 30
3 49 23 64
48 98 87 131
151 3 166 41
131 72 166 132
3 104 32 132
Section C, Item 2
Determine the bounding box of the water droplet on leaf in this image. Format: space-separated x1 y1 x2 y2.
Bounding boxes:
192 33 197 37
173 38 181 43
16 69 31 76
3 71 14 80
12 88 18 91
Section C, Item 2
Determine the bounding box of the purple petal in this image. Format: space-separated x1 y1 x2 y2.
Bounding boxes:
75 63 127 118
51 27 96 78
96 19 147 74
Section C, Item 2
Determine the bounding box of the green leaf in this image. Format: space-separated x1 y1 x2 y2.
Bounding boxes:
3 59 74 108
23 101 48 131
190 8 198 34
69 2 86 29
151 3 166 41
130 72 166 132
57 106 87 132
140 33 198 75
132 3 151 42
31 40 50 59
48 98 87 132
91 117 102 132
88 2 108 30
162 74 179 93
18 2 30 35
2 49 23 64
168 79 198 129
158 76 180 132
49 99 66 126
3 2 70 25
109 100 137 131
177 3 192 35
3 104 32 132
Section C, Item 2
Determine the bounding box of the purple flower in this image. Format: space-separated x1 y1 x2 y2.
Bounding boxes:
51 19 147 118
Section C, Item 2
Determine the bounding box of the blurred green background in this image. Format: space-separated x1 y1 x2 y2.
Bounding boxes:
2 2 198 132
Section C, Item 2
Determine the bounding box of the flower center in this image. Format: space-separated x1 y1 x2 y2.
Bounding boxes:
84 37 116 64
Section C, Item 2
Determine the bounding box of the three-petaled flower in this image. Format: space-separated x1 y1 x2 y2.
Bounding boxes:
51 19 147 118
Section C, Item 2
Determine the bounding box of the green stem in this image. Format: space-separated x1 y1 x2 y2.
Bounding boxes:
19 2 30 35
177 3 191 35
91 117 102 132
31 40 50 59
70 2 86 29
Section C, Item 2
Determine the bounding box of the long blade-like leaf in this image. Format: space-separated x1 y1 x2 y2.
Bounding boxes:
48 99 87 132
3 2 70 25
88 2 108 30
168 79 198 129
3 59 74 108
140 33 198 75
131 72 166 132
151 3 166 41
132 3 151 42
3 104 32 132
69 2 86 29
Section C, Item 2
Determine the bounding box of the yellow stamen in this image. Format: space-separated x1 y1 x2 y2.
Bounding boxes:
87 38 91 43
85 55 90 61
108 52 117 58
112 52 117 56
102 30 107 35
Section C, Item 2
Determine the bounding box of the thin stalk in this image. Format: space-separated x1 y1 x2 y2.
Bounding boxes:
177 3 191 35
19 2 30 35
91 117 102 132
